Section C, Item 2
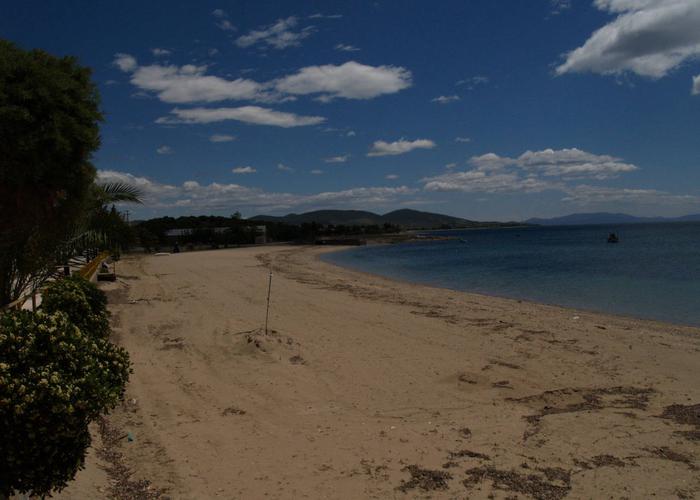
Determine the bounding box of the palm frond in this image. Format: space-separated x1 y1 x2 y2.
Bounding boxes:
97 182 144 204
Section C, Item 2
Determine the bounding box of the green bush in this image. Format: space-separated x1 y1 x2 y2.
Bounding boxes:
42 276 110 339
0 310 130 498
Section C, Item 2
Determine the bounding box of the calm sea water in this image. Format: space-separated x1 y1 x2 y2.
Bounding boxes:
322 223 700 327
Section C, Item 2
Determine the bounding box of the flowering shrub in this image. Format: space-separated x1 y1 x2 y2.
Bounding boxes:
41 275 110 339
0 310 130 497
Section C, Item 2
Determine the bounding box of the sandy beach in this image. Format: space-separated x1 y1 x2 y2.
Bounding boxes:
56 245 700 499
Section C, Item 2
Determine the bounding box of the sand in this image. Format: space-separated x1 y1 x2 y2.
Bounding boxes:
55 245 700 499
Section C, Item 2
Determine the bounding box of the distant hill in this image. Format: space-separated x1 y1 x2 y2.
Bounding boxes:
250 209 513 229
526 212 700 226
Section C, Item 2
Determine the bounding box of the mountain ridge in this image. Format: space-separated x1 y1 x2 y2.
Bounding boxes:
250 209 514 229
525 212 700 226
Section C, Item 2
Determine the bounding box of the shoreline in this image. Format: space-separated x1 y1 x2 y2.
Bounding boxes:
316 244 700 331
56 245 700 499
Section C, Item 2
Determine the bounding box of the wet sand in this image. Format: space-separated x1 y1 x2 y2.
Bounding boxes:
57 245 700 499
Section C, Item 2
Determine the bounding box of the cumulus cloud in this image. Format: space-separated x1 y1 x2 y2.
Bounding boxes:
467 148 638 179
310 169 324 175
431 95 460 104
385 174 399 180
367 139 436 157
236 17 312 49
309 13 343 19
455 137 471 143
114 55 411 105
422 147 640 194
557 0 700 78
212 9 236 31
232 166 256 174
424 170 556 194
693 75 700 95
115 57 265 103
274 61 412 100
334 43 360 52
156 145 172 155
114 53 137 72
151 48 171 57
456 76 489 89
209 134 236 142
97 170 415 213
277 163 294 172
550 0 572 15
324 155 349 163
156 106 325 127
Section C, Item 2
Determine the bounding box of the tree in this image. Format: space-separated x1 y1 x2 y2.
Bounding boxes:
0 40 103 306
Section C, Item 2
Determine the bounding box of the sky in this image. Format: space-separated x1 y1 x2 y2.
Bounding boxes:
2 0 700 221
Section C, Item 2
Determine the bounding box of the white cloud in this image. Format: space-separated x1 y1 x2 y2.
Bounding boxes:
209 134 236 142
113 53 137 72
334 43 360 52
217 19 236 31
309 13 343 19
465 148 638 179
117 58 265 103
693 75 700 95
274 61 412 100
431 95 460 104
232 166 256 174
423 147 641 194
114 55 410 104
156 106 325 127
456 76 489 89
236 17 312 49
424 170 556 194
151 48 171 57
367 138 436 157
156 145 172 155
455 136 471 143
212 9 236 31
516 148 638 179
445 163 458 169
550 0 572 15
557 0 700 78
347 130 356 137
277 163 294 172
310 169 324 175
385 174 399 180
324 155 349 163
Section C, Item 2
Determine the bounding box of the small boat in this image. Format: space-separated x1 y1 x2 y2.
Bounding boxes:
607 232 619 244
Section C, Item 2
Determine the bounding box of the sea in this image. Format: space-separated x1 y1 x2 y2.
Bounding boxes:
321 222 700 327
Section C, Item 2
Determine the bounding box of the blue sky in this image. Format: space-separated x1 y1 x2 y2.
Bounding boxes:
3 0 700 220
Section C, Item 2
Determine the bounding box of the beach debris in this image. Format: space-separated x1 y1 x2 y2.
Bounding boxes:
492 380 514 389
289 355 306 365
645 447 696 469
463 466 571 500
458 427 472 439
222 406 246 416
447 449 490 461
573 454 630 469
127 432 135 442
508 386 655 441
658 403 700 441
97 417 166 499
153 252 171 256
397 465 452 492
572 315 580 321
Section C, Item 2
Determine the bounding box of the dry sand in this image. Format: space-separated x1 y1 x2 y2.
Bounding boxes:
56 245 700 499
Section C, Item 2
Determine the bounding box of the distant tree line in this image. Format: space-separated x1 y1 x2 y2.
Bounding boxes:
131 215 402 251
